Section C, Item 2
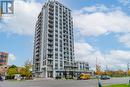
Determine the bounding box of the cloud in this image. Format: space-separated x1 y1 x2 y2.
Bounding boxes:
9 53 16 61
75 42 130 70
119 0 130 6
75 43 92 61
105 50 130 70
75 5 121 13
74 42 105 70
73 5 130 50
0 0 42 35
73 5 130 37
119 34 130 48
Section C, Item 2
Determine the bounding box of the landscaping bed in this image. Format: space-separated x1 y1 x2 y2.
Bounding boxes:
104 84 129 87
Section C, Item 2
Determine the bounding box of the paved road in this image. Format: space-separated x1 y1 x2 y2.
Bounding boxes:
0 77 129 87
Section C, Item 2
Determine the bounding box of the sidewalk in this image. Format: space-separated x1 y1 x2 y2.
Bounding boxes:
33 78 54 81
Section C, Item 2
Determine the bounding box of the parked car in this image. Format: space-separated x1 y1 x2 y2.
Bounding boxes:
0 76 3 81
100 75 110 80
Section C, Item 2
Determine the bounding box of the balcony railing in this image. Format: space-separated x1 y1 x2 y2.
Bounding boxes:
48 28 53 32
48 41 53 45
48 24 53 28
48 33 53 37
48 37 53 41
49 4 54 8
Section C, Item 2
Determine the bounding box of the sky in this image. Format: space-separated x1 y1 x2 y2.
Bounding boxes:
0 0 130 70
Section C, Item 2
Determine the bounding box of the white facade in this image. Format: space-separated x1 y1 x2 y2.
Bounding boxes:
33 0 75 78
75 61 89 71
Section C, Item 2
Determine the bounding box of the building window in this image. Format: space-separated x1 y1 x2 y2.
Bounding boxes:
55 48 58 51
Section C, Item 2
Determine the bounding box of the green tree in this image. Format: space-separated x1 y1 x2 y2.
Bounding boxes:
9 65 17 69
19 67 27 77
7 65 18 76
7 68 18 76
19 59 32 79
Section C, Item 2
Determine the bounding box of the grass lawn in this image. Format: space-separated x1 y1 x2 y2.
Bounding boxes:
104 84 130 87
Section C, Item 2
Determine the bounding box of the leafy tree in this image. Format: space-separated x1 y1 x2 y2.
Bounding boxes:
128 70 130 76
95 65 103 75
18 59 32 79
7 65 18 76
106 71 113 76
9 65 17 69
19 67 26 76
7 68 18 76
24 59 32 71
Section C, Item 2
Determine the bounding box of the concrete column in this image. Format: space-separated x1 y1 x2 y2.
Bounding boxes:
45 68 48 78
53 70 56 78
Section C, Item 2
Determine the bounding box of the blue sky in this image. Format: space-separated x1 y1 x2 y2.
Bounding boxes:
0 0 130 70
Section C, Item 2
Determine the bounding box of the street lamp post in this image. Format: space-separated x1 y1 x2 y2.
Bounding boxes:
127 63 130 85
98 77 102 87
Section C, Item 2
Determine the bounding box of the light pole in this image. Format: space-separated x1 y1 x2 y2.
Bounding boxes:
127 63 130 85
96 57 102 87
98 76 102 87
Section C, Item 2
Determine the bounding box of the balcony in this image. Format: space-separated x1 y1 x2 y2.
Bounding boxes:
48 24 53 28
48 42 53 46
48 28 53 32
47 61 53 66
35 50 39 54
35 60 40 63
48 18 53 24
48 37 53 41
49 4 54 8
38 12 43 18
64 32 68 36
49 11 54 16
48 46 53 51
48 32 53 35
35 47 40 52
36 26 41 32
48 47 53 51
48 51 53 55
35 41 40 45
48 13 53 19
36 34 40 39
36 45 40 49
36 38 40 42
47 57 53 60
64 64 71 68
49 7 54 12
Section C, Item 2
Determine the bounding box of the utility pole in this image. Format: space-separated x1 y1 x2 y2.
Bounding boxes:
96 57 97 73
105 65 108 75
127 63 129 76
96 57 102 87
127 63 130 85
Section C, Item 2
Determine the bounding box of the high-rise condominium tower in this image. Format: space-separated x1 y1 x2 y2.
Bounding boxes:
33 0 74 78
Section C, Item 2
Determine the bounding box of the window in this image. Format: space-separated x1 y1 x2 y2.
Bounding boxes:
55 30 58 33
55 34 58 37
55 57 58 59
55 43 58 46
55 63 58 69
55 24 58 28
55 48 58 51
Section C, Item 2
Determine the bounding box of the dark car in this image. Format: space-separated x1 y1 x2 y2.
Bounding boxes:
0 76 3 81
100 75 110 80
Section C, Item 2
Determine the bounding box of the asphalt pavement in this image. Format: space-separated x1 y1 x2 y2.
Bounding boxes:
0 77 129 87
